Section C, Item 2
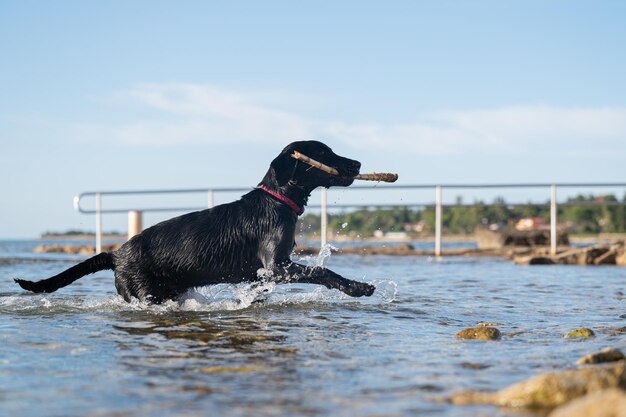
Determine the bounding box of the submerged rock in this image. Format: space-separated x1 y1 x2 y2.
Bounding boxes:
459 362 491 370
548 388 626 417
449 362 626 409
198 365 268 373
477 321 506 327
564 328 595 339
577 348 625 365
455 327 501 340
606 326 626 335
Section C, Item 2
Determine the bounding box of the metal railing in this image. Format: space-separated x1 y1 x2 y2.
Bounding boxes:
73 182 626 255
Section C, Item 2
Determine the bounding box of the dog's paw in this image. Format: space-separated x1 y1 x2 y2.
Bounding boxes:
346 282 376 297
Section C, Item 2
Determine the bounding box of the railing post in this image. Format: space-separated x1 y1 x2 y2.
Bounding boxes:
128 210 143 240
435 185 442 257
95 192 102 254
320 188 328 247
207 190 214 208
550 184 557 256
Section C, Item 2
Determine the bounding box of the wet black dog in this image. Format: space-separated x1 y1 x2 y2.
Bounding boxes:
15 141 375 303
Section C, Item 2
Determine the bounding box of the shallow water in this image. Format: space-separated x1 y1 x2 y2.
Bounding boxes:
1 240 625 417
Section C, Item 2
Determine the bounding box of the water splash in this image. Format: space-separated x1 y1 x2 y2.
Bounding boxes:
1 245 396 313
0 279 395 314
297 243 337 268
179 281 277 311
370 279 398 303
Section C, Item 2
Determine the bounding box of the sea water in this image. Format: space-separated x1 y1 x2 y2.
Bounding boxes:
1 240 625 416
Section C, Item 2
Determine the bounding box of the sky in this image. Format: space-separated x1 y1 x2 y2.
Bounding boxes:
1 0 626 238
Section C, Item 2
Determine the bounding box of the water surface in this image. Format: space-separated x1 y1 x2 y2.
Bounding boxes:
1 240 625 416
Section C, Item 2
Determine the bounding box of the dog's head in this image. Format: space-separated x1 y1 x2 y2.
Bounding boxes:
262 141 361 190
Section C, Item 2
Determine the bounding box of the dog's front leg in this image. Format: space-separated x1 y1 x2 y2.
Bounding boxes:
266 262 375 297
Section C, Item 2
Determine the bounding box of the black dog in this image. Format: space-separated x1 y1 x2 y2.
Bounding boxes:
15 141 375 303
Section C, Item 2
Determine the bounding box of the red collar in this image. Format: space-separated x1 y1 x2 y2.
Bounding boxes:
259 184 304 216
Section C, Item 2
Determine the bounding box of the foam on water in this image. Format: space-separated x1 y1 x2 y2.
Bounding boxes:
0 280 396 314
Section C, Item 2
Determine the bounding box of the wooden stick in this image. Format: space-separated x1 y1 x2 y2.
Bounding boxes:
292 151 339 175
291 151 398 183
354 172 399 182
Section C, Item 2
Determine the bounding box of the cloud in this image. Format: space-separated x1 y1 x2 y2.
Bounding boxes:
328 106 626 156
102 83 626 156
434 106 626 150
113 83 314 146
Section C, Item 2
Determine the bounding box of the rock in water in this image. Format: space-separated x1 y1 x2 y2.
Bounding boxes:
577 348 625 365
548 388 626 417
455 327 501 340
449 362 626 409
564 328 595 338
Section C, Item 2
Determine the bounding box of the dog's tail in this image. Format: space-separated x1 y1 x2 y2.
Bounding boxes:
14 252 115 294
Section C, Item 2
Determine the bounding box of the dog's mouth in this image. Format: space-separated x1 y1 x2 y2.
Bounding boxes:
330 175 355 186
330 163 361 186
340 160 361 178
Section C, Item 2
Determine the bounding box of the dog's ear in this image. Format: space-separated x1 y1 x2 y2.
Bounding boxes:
273 153 298 185
265 153 298 187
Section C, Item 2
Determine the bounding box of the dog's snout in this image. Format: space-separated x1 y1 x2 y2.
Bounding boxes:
344 159 361 177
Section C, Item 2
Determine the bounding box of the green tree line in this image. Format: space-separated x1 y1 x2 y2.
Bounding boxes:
298 194 626 237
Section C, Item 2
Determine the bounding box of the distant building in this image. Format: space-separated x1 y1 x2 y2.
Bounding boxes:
403 221 428 234
515 217 546 231
385 232 409 240
373 230 409 240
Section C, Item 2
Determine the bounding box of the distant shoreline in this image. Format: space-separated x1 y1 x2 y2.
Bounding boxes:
37 232 626 244
39 233 126 241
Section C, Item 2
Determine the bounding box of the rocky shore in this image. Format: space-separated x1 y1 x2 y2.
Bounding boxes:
33 240 626 266
513 241 626 266
449 324 626 416
450 361 626 414
298 241 626 266
34 243 123 255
